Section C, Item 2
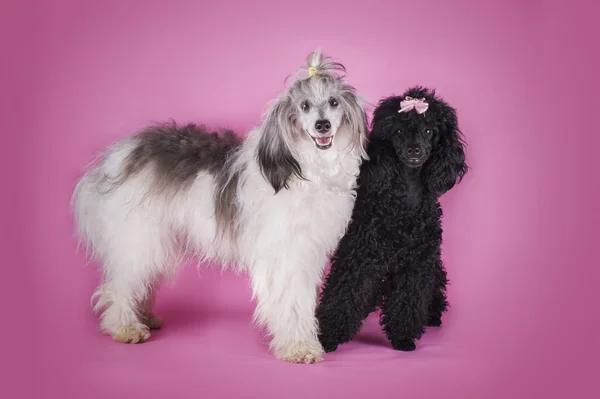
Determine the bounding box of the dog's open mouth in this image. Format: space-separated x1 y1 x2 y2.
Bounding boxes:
310 135 334 150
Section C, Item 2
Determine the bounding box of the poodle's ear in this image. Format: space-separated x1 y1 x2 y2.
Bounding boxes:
370 96 400 140
423 103 468 196
256 96 304 193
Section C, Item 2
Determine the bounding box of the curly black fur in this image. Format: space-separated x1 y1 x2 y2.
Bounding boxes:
316 87 467 352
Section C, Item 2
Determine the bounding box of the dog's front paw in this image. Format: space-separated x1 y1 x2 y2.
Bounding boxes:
391 338 416 351
279 341 324 364
321 342 339 353
318 335 339 353
112 323 151 344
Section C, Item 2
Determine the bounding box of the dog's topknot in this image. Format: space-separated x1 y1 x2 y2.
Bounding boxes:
304 48 346 78
285 48 347 84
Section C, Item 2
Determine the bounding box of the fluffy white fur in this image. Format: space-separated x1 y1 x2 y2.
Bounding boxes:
72 49 367 363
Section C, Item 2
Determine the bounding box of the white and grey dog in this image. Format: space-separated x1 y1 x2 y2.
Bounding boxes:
72 49 368 363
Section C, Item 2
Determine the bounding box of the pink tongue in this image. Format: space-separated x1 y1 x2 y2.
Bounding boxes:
317 137 332 145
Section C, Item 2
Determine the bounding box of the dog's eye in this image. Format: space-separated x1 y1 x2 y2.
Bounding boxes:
329 97 339 108
301 101 310 112
424 129 432 136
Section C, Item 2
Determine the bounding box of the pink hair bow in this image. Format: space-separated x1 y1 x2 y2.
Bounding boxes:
398 97 429 114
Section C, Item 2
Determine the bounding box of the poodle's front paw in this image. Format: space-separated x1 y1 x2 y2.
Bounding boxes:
112 323 151 344
391 338 416 351
318 335 340 352
321 342 339 353
279 341 324 364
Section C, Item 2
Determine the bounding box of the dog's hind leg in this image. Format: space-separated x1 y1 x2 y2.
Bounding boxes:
426 289 447 327
426 262 449 327
94 254 166 343
90 202 175 344
316 258 384 353
141 289 164 330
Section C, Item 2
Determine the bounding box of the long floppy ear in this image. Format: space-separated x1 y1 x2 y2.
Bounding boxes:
256 96 304 193
369 96 401 141
340 89 369 159
423 102 468 196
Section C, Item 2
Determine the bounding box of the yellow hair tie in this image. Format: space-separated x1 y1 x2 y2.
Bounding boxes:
308 66 318 77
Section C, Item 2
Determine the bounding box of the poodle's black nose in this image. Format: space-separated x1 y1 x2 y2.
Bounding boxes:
405 145 423 159
315 119 331 134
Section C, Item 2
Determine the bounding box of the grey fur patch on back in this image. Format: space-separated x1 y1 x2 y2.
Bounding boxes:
121 121 240 190
113 121 242 238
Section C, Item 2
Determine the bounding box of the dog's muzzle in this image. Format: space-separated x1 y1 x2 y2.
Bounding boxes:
402 144 425 167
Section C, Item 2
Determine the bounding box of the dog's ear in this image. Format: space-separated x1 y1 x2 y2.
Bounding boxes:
256 96 304 193
370 96 401 141
423 101 468 196
340 90 369 159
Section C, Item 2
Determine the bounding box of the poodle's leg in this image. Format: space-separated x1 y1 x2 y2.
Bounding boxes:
426 261 449 327
250 249 325 363
426 289 447 327
380 266 433 351
316 260 384 352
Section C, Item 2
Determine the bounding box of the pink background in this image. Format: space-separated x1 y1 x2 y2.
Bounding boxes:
3 0 599 398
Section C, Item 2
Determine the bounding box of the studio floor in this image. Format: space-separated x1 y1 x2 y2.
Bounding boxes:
27 266 590 399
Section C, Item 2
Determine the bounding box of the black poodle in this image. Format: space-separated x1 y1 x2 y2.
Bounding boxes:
316 87 467 352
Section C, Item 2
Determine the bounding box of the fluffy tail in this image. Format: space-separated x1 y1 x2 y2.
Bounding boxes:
71 168 100 263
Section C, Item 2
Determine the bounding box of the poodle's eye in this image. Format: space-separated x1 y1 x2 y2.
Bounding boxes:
424 129 432 136
301 101 311 112
329 97 339 108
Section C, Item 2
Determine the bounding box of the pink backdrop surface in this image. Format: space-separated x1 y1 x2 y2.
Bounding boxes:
2 0 599 398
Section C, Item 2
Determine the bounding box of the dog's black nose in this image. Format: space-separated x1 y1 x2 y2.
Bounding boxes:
315 119 331 134
405 145 423 159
